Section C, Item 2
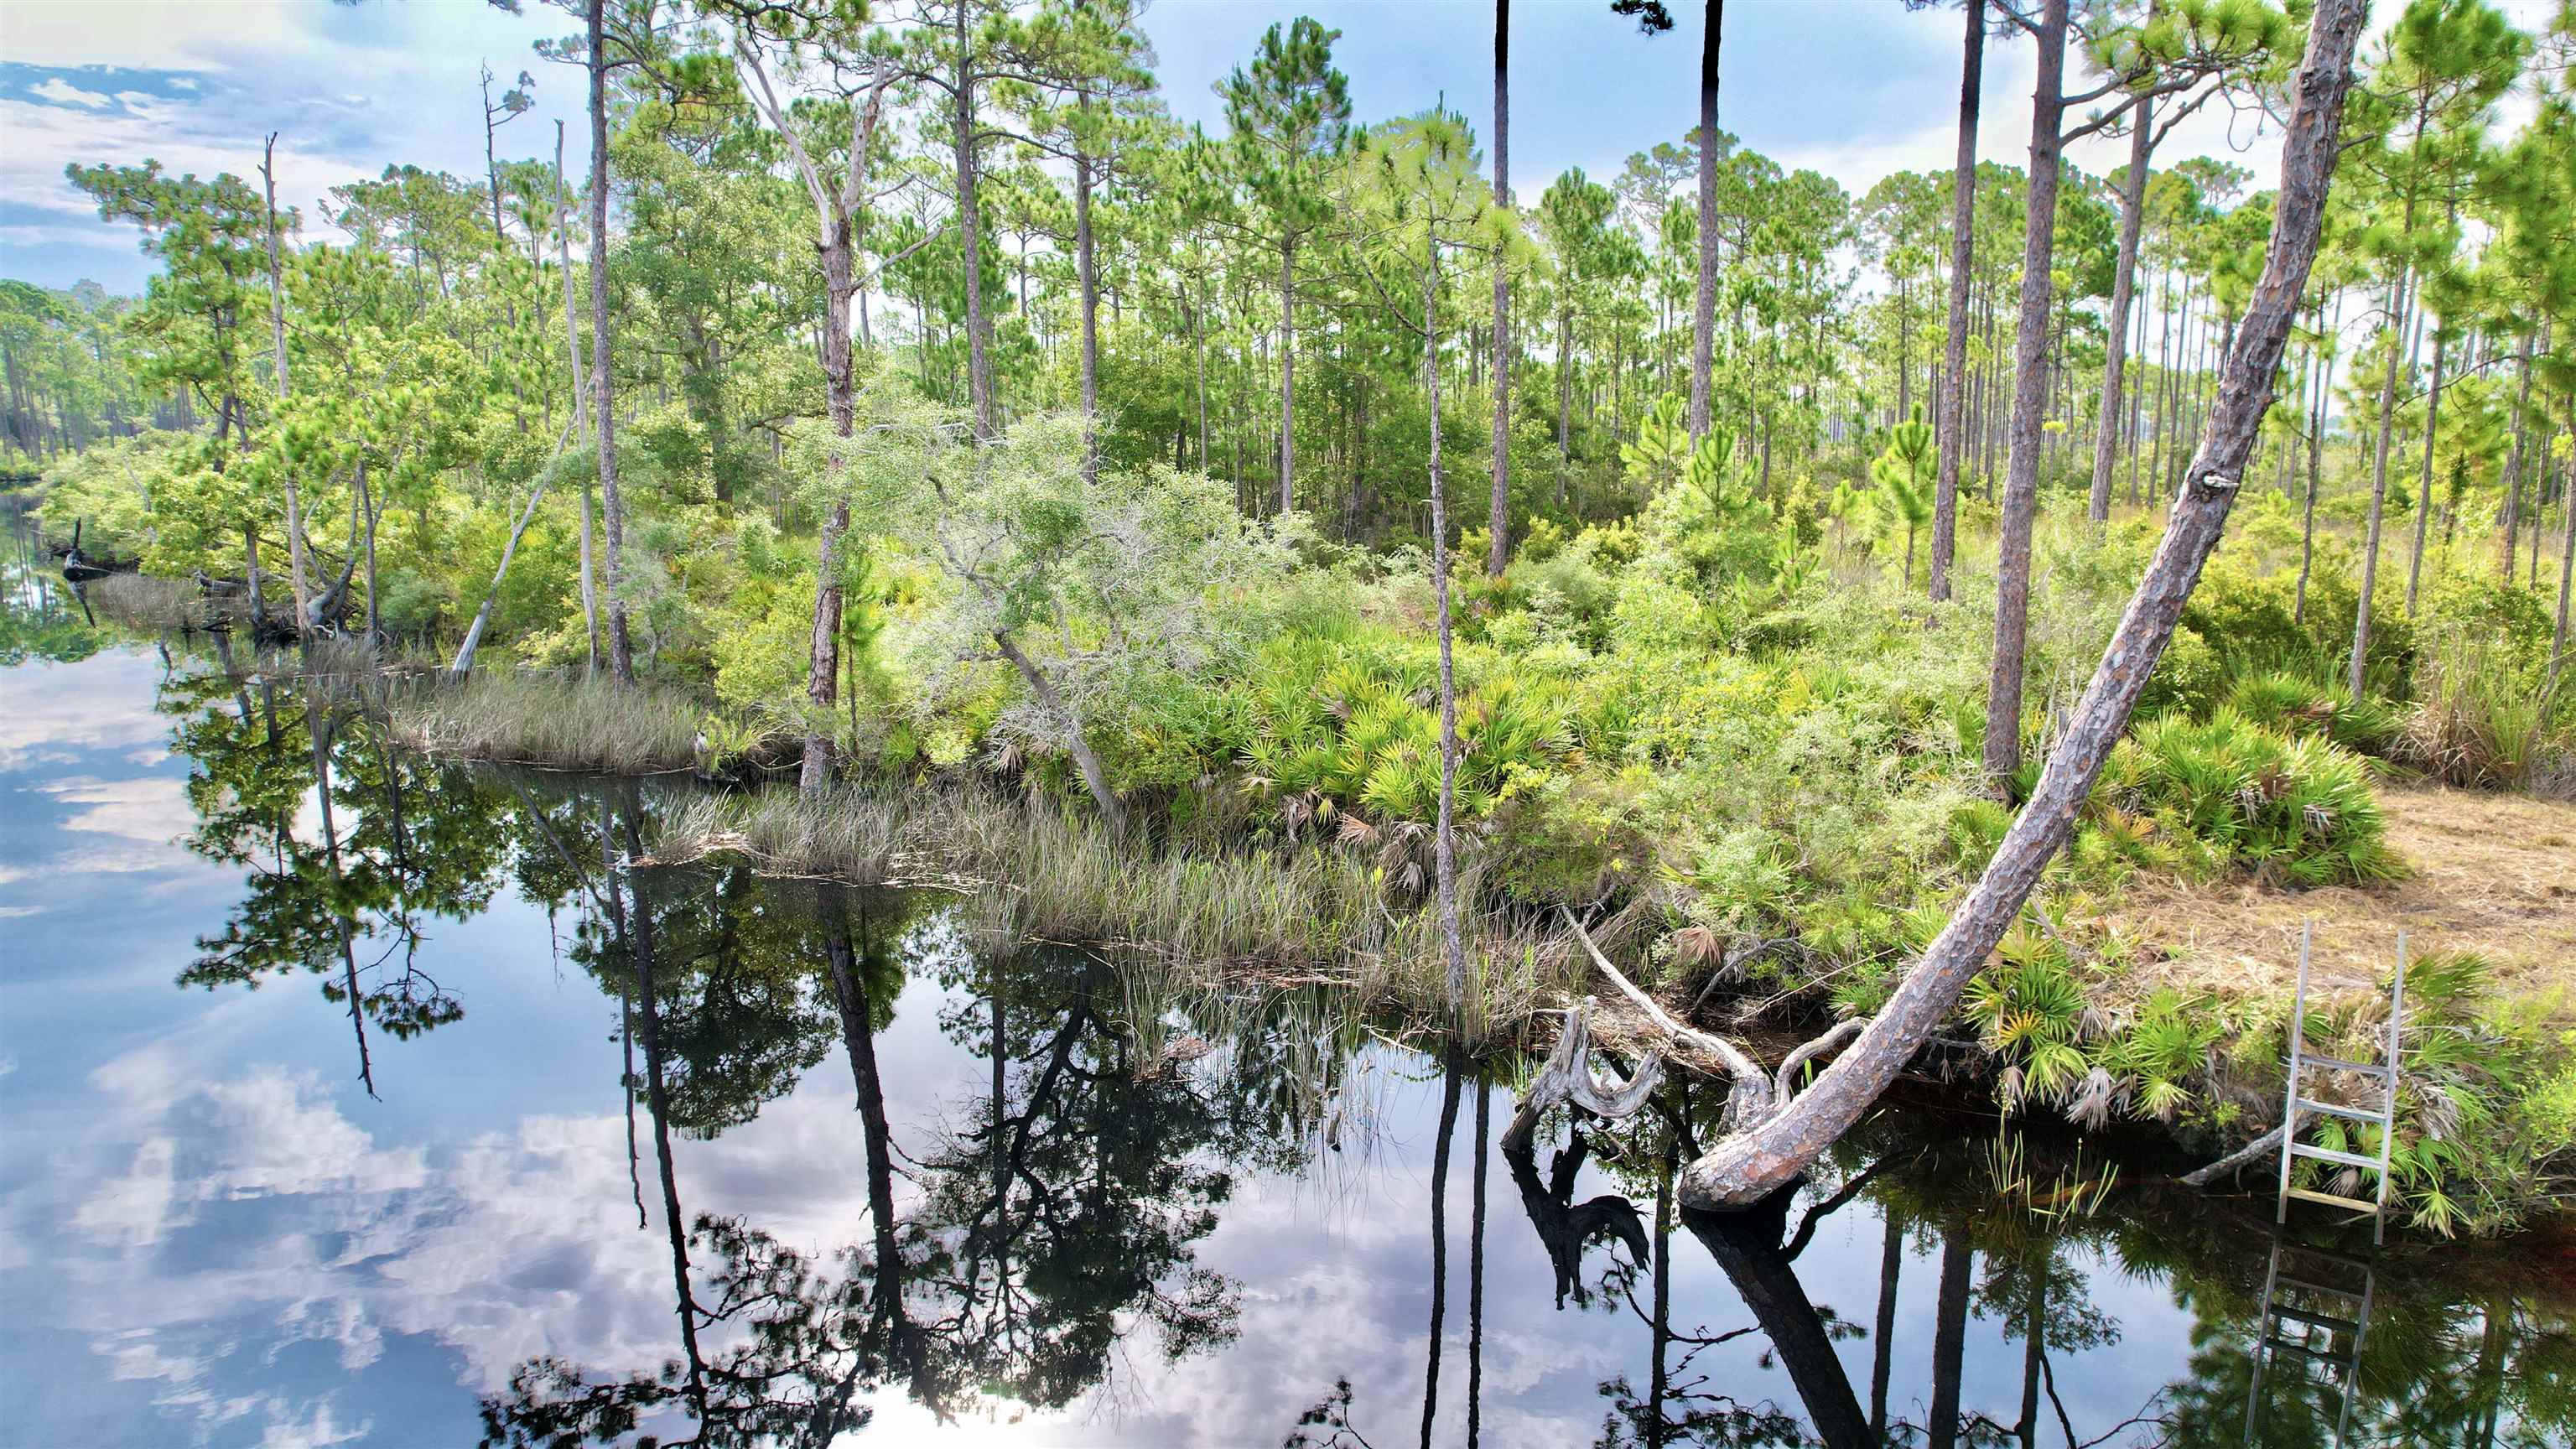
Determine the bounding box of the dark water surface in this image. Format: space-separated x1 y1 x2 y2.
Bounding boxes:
1 564 2568 1448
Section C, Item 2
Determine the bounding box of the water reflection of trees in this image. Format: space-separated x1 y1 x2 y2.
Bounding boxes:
1489 1083 2576 1449
483 797 1250 1444
121 646 2575 1448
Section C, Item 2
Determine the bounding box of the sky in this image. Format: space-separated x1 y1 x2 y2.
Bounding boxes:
0 0 2559 295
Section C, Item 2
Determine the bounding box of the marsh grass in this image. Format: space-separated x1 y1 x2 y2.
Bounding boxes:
386 668 704 772
82 572 202 631
653 780 1577 1034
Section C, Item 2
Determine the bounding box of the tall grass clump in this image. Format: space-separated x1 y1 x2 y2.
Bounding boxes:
81 571 201 632
2395 640 2552 789
386 668 705 771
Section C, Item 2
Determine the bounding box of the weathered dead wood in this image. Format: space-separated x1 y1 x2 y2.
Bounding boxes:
1500 998 1664 1153
1555 907 1867 1135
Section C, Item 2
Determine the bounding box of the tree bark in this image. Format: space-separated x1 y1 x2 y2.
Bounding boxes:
955 2 996 440
2407 224 2452 618
259 135 310 631
1677 0 2362 1210
1488 0 1511 578
1076 101 1101 487
994 629 1124 835
1981 0 2071 787
2503 330 2532 579
1279 242 1297 514
1929 0 1982 602
1427 242 1466 1017
589 0 635 685
555 120 599 673
2090 101 2152 527
2350 254 2414 699
1688 0 1721 443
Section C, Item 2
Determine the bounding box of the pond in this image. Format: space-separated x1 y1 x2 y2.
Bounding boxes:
1 557 2567 1448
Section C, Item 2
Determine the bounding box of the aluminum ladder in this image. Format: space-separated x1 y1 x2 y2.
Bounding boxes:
2275 922 2405 1246
2242 1231 2378 1446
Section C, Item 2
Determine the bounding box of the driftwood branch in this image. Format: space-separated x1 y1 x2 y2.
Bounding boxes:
1500 999 1664 1153
2179 1110 2308 1188
1558 906 1762 1079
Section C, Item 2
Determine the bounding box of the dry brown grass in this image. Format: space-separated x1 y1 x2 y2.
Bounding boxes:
2099 783 2576 1005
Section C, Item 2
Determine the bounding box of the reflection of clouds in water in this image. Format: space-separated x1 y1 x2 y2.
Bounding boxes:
42 773 194 850
0 652 170 773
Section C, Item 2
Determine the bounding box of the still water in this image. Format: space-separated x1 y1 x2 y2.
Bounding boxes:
1 564 2567 1448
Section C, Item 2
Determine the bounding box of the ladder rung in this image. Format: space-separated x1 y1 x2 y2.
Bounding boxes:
2276 1275 2365 1298
2286 1186 2384 1214
2271 1303 2360 1332
2295 1096 2386 1123
2288 1142 2386 1171
2277 1242 2375 1271
2295 1053 2391 1078
2262 1336 2354 1365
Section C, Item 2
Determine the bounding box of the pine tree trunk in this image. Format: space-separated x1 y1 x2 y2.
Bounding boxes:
260 137 311 630
1677 0 2361 1209
589 0 634 686
801 232 858 792
954 7 995 440
2350 244 2415 699
1277 244 1298 515
2503 330 2532 578
1075 111 1100 488
1488 0 1512 578
1981 0 2070 788
1930 0 1981 602
2090 101 2151 526
1689 0 1722 443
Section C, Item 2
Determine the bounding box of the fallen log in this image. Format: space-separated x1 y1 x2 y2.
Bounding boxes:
2179 1109 2308 1189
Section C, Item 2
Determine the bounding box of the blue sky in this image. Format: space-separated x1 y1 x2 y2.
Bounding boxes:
0 0 2555 294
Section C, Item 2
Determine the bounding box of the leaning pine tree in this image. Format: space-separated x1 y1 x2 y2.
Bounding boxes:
1649 0 2367 1210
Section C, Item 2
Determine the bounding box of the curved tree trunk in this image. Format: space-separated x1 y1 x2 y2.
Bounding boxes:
1678 0 2364 1211
1929 0 1981 602
993 629 1124 835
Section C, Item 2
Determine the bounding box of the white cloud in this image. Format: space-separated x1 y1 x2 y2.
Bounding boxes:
29 76 114 108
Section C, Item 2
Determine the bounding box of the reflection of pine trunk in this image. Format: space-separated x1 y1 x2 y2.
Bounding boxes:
1649 1140 1674 1449
1420 1049 1464 1449
611 792 708 1415
1869 1211 1900 1440
306 689 376 1098
1681 1191 1872 1449
2017 1252 2044 1449
1468 1065 1489 1449
1925 1225 1971 1449
822 886 922 1385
